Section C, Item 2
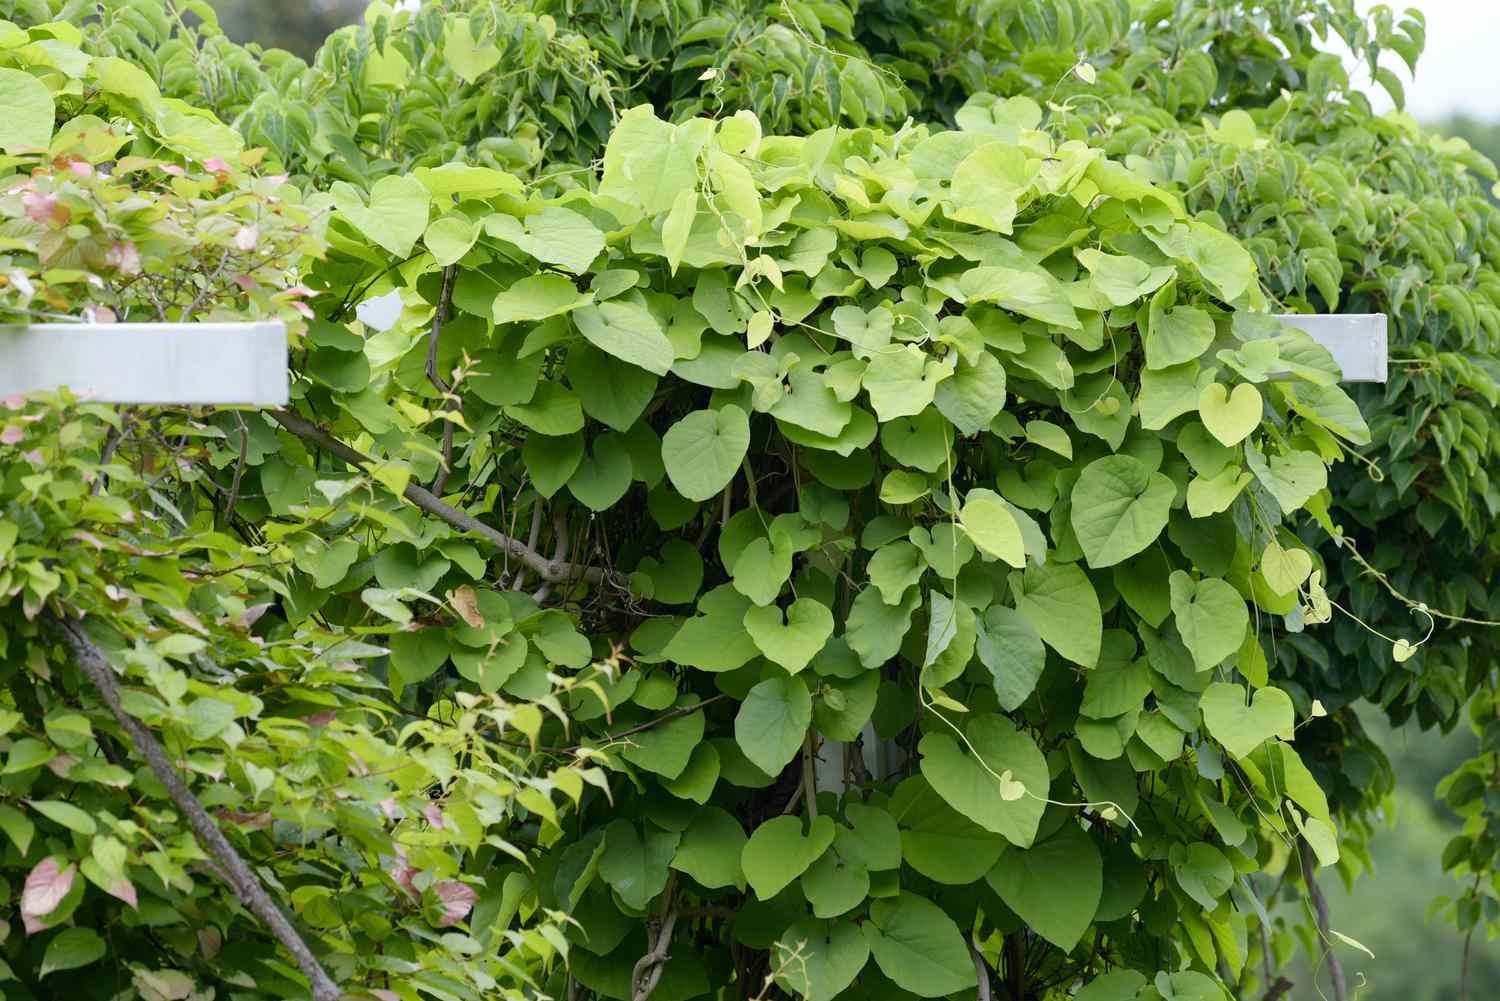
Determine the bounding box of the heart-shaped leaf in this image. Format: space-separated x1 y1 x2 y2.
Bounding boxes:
918 714 1048 846
734 675 811 775
774 919 870 1001
331 175 431 258
960 488 1026 567
1200 682 1294 759
863 892 979 997
986 824 1102 951
662 405 751 502
1168 571 1248 671
744 599 834 673
1198 382 1262 447
1070 455 1175 569
1260 541 1313 596
741 814 835 899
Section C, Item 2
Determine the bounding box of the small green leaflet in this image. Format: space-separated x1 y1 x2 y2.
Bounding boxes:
662 405 751 501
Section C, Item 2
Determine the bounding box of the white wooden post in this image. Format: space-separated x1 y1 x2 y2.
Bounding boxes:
0 322 287 405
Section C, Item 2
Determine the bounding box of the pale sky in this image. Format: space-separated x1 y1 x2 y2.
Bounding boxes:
1355 0 1500 120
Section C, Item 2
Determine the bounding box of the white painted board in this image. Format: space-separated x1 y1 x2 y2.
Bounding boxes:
1271 313 1387 383
0 322 288 405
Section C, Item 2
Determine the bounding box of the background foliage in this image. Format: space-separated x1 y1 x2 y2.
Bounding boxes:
0 1 1497 1000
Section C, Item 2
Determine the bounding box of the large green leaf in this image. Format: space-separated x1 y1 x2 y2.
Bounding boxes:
1168 571 1248 671
599 820 679 911
774 919 870 1001
1011 562 1102 668
744 599 834 674
662 405 751 502
1200 682 1293 759
741 815 835 899
672 807 746 889
1070 455 1175 569
862 893 978 997
734 675 812 775
918 714 1048 846
0 68 54 153
331 175 430 258
986 823 1102 951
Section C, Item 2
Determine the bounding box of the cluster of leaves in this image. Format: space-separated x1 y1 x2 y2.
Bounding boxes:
267 87 1366 998
0 20 605 1000
0 0 1498 996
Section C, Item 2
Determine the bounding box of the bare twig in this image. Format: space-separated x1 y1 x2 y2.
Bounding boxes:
424 265 458 496
224 411 249 524
1297 837 1347 1001
54 616 341 1001
533 507 570 604
270 410 606 586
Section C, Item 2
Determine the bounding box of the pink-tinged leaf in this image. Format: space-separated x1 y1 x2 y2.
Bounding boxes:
234 225 259 251
105 877 138 909
233 274 261 291
378 798 400 819
1 425 23 445
82 305 118 323
3 395 25 411
301 711 336 727
160 163 185 176
23 449 43 466
105 241 141 276
371 991 400 1001
22 191 68 226
238 603 273 628
215 810 271 830
21 858 75 933
388 860 419 900
434 880 477 926
66 160 93 177
423 804 445 829
291 301 314 319
284 284 314 298
203 157 231 173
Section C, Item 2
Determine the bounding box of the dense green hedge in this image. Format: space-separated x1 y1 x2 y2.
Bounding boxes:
0 2 1497 1000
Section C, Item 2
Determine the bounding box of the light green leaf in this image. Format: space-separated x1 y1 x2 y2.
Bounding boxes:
1011 562 1102 668
442 16 501 82
960 488 1026 568
1146 303 1216 370
744 599 834 674
573 301 675 376
918 714 1048 846
424 212 478 266
986 824 1102 951
867 542 926 605
0 68 54 153
663 189 698 275
1245 444 1326 514
1168 571 1248 671
863 893 978 997
741 815 835 899
735 675 812 775
484 206 605 275
933 351 1007 434
492 275 591 326
1198 383 1262 447
662 405 750 502
1200 682 1294 759
331 175 430 258
889 776 1007 884
1076 248 1174 306
959 266 1080 329
1070 456 1175 569
801 849 869 918
30 800 95 835
661 586 761 672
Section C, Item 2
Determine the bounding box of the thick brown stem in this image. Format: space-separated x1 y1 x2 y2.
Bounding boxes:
1261 978 1294 1001
54 616 341 1001
632 877 679 1001
270 409 606 586
1297 836 1347 1001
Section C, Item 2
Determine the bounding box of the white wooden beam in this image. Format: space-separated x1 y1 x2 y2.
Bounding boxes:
0 322 288 405
1271 313 1387 383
